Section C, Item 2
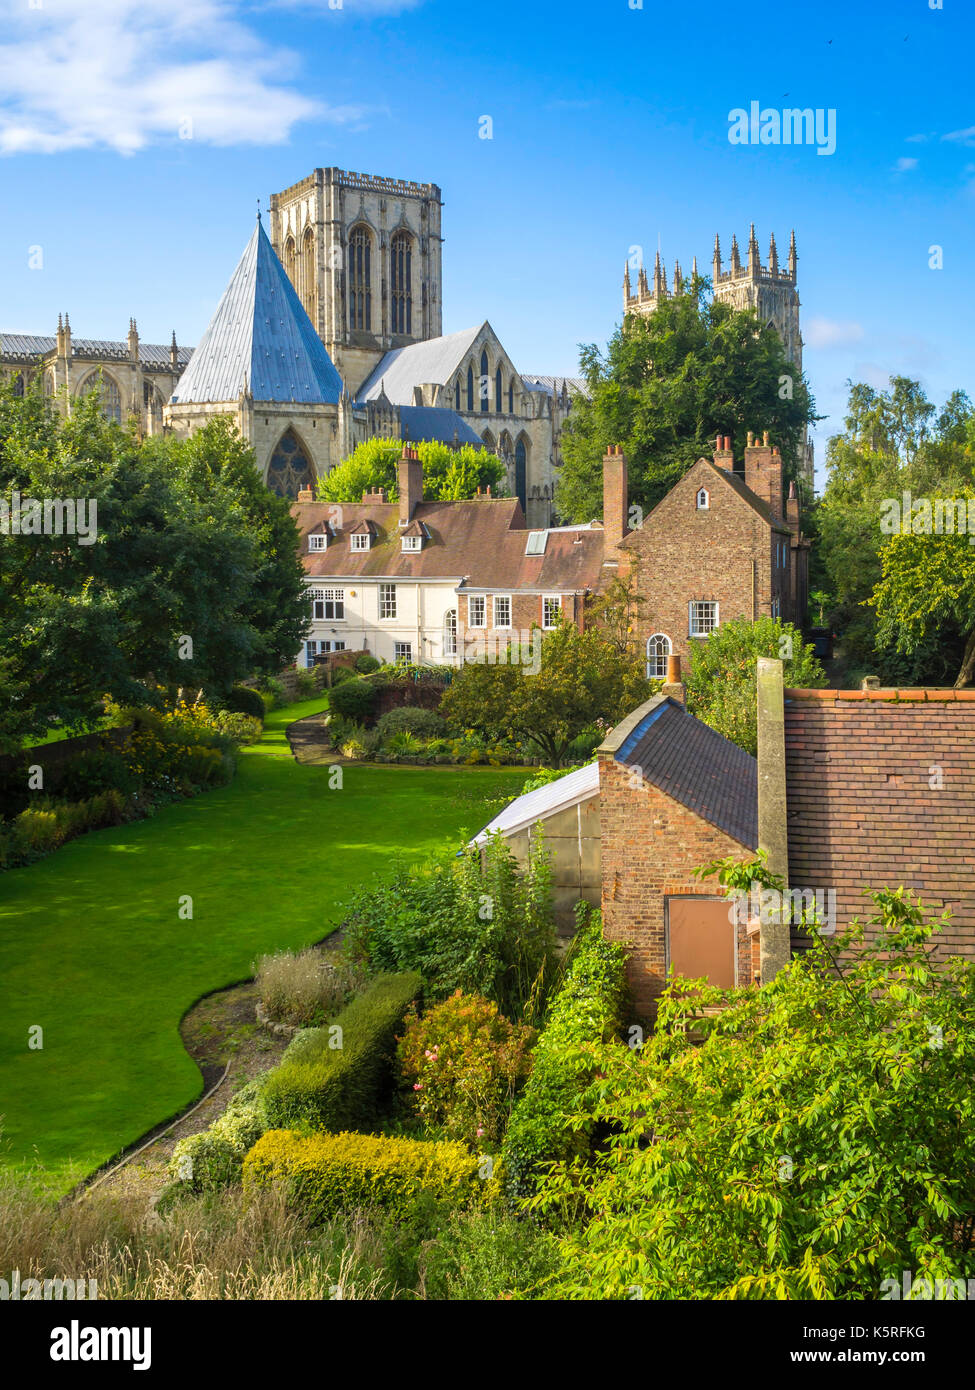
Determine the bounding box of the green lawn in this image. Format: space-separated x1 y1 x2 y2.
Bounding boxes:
0 699 527 1191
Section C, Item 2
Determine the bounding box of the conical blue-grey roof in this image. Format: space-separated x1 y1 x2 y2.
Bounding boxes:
171 217 345 405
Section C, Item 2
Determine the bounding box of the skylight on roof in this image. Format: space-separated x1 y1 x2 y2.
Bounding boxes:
525 531 548 556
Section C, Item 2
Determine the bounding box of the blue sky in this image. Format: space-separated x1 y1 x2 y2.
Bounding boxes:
1 0 972 489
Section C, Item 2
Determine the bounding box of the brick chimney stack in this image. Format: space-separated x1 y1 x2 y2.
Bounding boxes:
786 478 800 530
603 444 629 556
713 434 734 470
744 429 783 519
398 444 422 527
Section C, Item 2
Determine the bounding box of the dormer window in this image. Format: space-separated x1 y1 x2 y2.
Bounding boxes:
400 519 427 552
350 533 371 552
402 535 422 552
696 488 710 510
308 533 328 552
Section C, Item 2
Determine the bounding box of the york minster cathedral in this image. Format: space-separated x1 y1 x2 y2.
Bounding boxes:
1 163 811 522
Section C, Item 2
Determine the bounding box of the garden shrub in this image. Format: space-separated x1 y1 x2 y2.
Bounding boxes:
0 789 130 869
375 707 446 742
330 665 355 686
354 654 381 674
255 947 357 1027
530 881 975 1300
262 972 422 1132
243 1128 489 1221
398 991 535 1146
225 686 266 722
295 668 318 699
501 905 627 1202
343 833 557 1021
169 1082 271 1191
328 678 376 722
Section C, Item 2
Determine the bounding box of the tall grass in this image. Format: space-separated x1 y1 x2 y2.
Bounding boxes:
254 948 358 1027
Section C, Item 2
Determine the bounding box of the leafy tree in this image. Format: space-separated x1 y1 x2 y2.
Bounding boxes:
556 279 817 522
870 505 975 687
528 877 975 1300
440 620 653 763
684 616 826 755
0 383 306 750
812 377 975 685
318 438 505 504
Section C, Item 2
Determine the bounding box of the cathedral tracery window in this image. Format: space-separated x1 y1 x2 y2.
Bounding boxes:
284 235 297 290
495 367 503 412
267 428 315 499
466 365 474 412
391 231 412 335
349 224 372 333
480 351 490 413
302 227 316 322
12 372 25 397
514 436 528 514
82 372 121 423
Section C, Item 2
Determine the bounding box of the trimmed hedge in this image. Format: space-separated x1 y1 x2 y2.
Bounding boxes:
328 677 376 721
226 686 267 722
261 971 422 1132
243 1128 487 1220
501 906 627 1202
375 707 446 742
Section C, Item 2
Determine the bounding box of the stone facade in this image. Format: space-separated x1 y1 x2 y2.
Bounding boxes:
1 317 189 436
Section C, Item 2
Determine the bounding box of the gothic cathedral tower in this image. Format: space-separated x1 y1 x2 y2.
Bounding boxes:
269 167 443 396
624 225 813 483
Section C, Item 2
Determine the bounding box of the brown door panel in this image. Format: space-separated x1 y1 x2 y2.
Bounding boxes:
666 896 736 989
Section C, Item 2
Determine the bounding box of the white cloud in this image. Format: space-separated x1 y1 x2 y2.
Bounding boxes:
893 156 918 172
942 125 975 147
805 317 865 350
905 133 930 144
0 0 374 155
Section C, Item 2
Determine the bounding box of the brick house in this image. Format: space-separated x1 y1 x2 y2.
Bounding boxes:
603 434 810 677
598 685 762 1018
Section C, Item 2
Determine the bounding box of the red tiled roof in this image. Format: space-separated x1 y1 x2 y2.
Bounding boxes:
785 693 975 962
293 498 606 593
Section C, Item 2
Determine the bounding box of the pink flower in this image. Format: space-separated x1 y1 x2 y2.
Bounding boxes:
476 1127 485 1138
413 1082 422 1091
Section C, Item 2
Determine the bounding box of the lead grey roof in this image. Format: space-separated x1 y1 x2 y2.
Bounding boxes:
614 696 758 848
0 333 191 368
357 325 486 402
521 374 589 397
170 217 344 406
398 405 483 446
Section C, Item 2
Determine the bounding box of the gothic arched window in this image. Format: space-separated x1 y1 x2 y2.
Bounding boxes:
12 372 25 397
508 381 514 413
391 231 412 335
349 225 372 332
82 372 121 423
479 350 489 413
284 236 297 289
495 368 503 412
646 633 672 680
455 378 461 410
266 428 315 499
514 437 528 514
466 366 474 412
301 227 316 321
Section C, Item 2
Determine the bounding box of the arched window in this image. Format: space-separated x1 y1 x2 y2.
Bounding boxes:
349 225 372 332
82 372 121 423
479 350 489 413
646 633 672 680
455 378 461 411
481 429 495 450
301 227 316 321
284 235 297 289
143 379 158 409
443 609 458 658
466 365 474 412
266 428 315 498
696 487 710 510
12 372 25 397
495 368 503 412
508 381 514 413
514 437 528 514
390 231 412 335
